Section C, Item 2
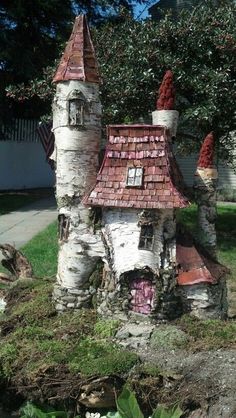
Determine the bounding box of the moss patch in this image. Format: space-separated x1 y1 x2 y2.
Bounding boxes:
150 325 189 350
0 278 139 401
94 319 120 338
177 314 236 350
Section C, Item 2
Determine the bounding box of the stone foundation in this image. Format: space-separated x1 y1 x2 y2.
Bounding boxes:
53 284 96 312
96 267 183 321
178 279 227 319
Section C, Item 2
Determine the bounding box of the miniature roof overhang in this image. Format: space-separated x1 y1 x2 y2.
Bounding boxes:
53 15 100 83
176 228 228 286
83 125 189 209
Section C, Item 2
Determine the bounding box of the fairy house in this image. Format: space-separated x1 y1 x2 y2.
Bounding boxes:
52 15 227 320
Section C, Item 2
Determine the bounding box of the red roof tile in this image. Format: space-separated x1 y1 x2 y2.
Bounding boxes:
83 125 189 209
176 227 228 285
53 15 99 83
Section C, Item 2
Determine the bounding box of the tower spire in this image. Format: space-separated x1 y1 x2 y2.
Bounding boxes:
197 131 215 168
152 70 178 137
156 70 175 110
53 15 100 83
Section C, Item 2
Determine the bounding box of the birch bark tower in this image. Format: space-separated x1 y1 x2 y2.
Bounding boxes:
194 132 218 259
52 15 103 311
152 70 179 137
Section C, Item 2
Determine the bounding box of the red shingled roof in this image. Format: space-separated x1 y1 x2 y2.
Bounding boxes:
83 125 189 209
176 227 228 285
197 131 215 168
53 15 99 83
156 70 175 110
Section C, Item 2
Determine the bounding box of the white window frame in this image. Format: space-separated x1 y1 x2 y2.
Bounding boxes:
126 167 143 187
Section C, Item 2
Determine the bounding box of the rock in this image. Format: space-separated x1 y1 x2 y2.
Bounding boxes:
116 327 131 340
150 325 189 350
115 323 154 343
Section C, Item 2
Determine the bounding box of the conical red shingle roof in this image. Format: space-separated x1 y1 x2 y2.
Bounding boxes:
156 70 175 110
197 132 215 168
53 15 100 83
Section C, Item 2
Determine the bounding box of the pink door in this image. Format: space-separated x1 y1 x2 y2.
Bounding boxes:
130 278 155 314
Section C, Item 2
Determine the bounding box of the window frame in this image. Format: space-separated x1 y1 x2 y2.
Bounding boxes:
138 224 154 251
67 90 86 127
126 166 143 187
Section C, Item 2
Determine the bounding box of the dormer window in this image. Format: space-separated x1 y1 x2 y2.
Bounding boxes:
139 224 154 251
68 90 86 127
126 167 143 187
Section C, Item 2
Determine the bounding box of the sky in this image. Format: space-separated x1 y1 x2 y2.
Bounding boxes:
134 0 159 19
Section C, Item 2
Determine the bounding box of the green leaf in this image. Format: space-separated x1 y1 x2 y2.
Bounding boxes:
151 405 183 418
107 413 123 418
116 385 144 418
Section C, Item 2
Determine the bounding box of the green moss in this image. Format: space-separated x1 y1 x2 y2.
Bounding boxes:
150 325 189 350
0 342 18 377
10 281 55 325
69 338 138 376
0 279 138 383
177 315 236 349
138 363 161 377
94 319 120 338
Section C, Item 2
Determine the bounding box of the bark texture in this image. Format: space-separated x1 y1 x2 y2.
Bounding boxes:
152 109 179 137
0 244 33 279
53 80 104 310
194 168 218 260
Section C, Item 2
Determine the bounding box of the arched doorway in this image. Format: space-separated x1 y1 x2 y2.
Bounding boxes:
130 277 155 314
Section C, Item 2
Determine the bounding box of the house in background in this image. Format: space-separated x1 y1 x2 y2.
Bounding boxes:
0 118 55 190
148 0 202 20
148 0 231 20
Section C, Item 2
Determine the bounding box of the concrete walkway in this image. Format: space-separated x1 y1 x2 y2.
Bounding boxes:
0 196 57 249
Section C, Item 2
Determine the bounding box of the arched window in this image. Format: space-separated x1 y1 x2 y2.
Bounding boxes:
67 90 86 127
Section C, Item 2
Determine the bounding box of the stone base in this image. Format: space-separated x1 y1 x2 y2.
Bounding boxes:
177 279 227 319
53 284 96 312
96 270 183 322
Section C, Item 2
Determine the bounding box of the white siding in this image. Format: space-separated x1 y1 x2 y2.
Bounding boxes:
176 153 236 189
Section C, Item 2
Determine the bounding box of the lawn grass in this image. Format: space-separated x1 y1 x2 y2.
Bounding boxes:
21 222 58 278
0 194 41 215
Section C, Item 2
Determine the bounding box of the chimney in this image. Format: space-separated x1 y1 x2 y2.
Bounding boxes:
152 70 179 137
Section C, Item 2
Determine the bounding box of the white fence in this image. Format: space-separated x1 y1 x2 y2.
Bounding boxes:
0 118 235 191
0 141 55 190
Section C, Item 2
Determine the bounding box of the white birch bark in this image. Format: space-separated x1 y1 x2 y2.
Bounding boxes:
102 208 176 280
194 168 218 259
53 80 104 306
152 110 179 137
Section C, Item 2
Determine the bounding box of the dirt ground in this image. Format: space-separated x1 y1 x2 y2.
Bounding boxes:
138 346 236 417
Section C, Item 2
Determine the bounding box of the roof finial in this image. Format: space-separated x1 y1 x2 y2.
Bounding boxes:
156 70 175 110
197 132 215 168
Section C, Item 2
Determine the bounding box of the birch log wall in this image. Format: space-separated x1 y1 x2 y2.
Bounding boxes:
52 16 104 311
194 132 218 259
